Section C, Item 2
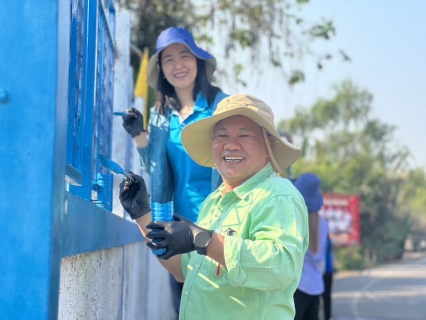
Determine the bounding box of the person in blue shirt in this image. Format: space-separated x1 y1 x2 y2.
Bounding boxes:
322 235 335 320
120 27 228 318
292 173 329 320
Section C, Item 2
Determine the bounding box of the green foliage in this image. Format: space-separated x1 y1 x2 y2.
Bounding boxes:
279 80 426 267
288 70 305 86
334 246 365 270
308 20 336 40
233 64 247 86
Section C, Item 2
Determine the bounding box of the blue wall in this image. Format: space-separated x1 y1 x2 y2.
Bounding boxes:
0 1 142 318
0 1 67 318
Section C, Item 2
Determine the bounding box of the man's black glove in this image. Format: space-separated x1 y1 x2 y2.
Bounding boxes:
119 173 150 220
146 214 213 260
122 107 145 137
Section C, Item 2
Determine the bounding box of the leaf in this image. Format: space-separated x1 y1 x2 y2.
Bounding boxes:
288 70 305 85
340 49 352 62
309 20 336 40
271 58 282 67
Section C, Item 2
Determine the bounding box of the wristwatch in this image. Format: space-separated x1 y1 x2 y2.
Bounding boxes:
194 230 213 255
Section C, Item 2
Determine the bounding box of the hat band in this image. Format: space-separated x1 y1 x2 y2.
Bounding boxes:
262 128 283 176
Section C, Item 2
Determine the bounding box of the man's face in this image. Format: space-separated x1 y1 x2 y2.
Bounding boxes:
212 115 272 190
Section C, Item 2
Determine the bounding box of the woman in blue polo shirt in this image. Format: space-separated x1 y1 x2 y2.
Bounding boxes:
120 27 228 315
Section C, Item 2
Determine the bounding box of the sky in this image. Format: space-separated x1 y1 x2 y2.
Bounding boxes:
216 0 426 170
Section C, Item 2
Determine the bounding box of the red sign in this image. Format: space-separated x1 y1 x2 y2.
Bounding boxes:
319 193 361 246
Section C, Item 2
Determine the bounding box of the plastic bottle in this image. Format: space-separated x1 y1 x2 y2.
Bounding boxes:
150 201 174 256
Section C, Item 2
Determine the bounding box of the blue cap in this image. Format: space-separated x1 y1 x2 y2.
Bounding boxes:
292 173 324 212
147 27 217 89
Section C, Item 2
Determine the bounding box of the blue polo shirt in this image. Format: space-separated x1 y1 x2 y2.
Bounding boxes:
166 93 214 222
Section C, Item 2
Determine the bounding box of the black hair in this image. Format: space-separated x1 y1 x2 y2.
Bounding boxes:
155 52 221 115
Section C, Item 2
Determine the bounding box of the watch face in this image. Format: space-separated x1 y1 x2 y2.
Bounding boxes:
195 231 211 248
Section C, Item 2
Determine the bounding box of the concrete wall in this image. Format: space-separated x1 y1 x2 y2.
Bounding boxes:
59 248 123 319
58 243 175 320
58 242 154 320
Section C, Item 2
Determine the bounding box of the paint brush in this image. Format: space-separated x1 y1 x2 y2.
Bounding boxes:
113 111 129 116
99 155 135 182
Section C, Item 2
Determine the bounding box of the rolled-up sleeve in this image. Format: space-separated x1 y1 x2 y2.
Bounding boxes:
224 195 308 292
137 146 151 173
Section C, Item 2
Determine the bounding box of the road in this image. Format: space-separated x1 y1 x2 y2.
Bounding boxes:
332 251 426 320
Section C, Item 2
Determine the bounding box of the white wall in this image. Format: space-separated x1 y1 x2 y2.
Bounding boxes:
58 248 123 319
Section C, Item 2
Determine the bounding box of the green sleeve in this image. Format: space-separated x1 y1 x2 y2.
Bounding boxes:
180 253 191 278
223 195 308 292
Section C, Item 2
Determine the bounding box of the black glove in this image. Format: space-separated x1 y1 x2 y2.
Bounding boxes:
146 214 212 260
122 107 145 137
119 173 150 220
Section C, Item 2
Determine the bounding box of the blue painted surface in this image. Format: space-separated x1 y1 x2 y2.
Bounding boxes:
63 193 143 257
67 0 116 210
0 1 66 318
0 0 144 318
94 1 115 210
69 0 98 200
66 0 86 183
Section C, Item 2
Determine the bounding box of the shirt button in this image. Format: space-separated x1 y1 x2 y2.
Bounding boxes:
185 291 189 296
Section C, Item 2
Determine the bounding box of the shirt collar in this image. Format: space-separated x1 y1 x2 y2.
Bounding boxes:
218 163 275 200
193 92 208 112
171 92 208 116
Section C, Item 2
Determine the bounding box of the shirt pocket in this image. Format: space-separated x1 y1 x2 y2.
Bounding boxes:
202 256 226 279
202 232 239 278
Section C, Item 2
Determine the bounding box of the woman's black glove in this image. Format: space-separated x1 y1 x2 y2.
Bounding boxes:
146 214 212 260
122 107 145 137
119 173 150 220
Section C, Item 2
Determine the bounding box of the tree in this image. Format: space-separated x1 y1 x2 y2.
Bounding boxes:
117 0 345 95
278 80 426 266
399 168 426 251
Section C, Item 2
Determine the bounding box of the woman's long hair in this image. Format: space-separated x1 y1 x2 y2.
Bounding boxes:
155 53 221 115
308 212 320 255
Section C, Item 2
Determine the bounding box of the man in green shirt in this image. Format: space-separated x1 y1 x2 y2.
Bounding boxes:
119 94 309 319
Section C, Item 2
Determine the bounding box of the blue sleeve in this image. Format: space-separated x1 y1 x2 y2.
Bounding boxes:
136 107 157 173
137 146 151 173
314 216 329 264
212 91 229 112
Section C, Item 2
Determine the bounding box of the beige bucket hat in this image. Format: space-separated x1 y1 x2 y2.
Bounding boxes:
181 94 302 175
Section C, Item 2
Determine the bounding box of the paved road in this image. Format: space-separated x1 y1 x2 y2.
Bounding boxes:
332 251 426 320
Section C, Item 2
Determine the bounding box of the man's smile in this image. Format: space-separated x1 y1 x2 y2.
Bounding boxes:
224 156 245 163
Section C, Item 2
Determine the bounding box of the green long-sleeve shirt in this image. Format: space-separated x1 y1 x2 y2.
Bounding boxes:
179 163 309 319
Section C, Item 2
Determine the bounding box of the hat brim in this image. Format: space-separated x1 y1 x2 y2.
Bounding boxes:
147 42 216 90
181 108 302 174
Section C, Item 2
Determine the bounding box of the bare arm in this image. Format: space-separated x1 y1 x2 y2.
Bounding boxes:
206 233 226 267
133 133 149 148
135 213 184 282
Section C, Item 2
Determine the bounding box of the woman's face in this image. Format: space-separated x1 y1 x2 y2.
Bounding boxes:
161 43 198 92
